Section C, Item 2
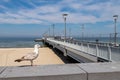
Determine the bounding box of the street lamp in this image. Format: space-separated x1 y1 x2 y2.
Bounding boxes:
81 24 84 41
63 13 68 42
52 24 55 37
49 27 50 37
69 28 71 39
113 15 118 46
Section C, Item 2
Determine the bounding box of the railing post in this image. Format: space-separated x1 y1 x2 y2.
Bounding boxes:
81 43 83 51
96 44 99 57
87 43 90 53
107 44 112 61
63 47 67 56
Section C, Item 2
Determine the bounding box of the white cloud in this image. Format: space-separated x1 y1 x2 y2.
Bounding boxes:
3 0 10 2
0 18 42 24
0 0 120 24
0 5 7 9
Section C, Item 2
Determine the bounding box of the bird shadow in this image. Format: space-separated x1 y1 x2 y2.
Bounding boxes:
18 65 33 67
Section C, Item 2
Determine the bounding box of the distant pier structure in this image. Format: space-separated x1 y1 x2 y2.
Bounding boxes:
34 39 44 42
42 37 120 63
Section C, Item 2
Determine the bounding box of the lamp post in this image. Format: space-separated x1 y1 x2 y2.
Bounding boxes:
63 14 68 42
113 15 118 46
49 27 50 37
82 24 84 41
69 28 71 39
52 24 55 38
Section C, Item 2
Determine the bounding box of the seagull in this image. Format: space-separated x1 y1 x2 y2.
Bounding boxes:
15 44 41 66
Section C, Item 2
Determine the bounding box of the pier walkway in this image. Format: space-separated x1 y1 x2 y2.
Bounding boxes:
45 38 120 62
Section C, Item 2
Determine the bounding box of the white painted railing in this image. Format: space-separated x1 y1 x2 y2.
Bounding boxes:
47 38 120 62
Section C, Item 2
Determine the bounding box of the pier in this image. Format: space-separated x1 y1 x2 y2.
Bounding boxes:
44 37 120 62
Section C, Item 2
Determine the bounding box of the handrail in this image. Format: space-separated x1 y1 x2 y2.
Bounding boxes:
46 38 120 62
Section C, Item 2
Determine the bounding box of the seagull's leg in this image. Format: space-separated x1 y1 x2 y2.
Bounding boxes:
30 60 33 66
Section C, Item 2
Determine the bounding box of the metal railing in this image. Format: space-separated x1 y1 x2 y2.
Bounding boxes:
49 38 120 62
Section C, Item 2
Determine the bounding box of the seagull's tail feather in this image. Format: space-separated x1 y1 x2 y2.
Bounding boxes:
14 59 22 62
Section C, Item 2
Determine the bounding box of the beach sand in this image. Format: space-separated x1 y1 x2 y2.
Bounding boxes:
0 47 64 66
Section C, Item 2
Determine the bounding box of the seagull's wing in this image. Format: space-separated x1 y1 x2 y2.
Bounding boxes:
22 52 37 60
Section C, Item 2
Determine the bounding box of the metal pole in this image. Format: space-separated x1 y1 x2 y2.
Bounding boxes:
64 17 66 41
49 27 50 37
107 44 111 61
82 24 84 41
113 15 118 46
53 24 55 37
109 33 112 43
63 14 68 42
114 19 117 45
69 28 71 38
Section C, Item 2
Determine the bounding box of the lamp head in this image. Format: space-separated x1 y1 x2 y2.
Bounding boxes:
113 15 118 20
63 14 68 18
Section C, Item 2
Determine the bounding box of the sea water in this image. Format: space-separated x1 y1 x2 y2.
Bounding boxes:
0 37 43 48
0 37 119 48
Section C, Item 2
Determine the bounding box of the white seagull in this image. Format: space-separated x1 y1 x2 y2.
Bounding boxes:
15 44 41 66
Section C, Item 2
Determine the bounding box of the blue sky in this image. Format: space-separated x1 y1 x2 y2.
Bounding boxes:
0 0 120 37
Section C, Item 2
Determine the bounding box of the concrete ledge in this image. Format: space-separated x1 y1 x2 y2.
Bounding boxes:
0 67 6 74
1 63 120 80
0 64 86 80
78 62 120 80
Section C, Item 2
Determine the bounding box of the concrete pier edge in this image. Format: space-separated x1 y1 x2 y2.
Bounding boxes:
1 62 120 80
